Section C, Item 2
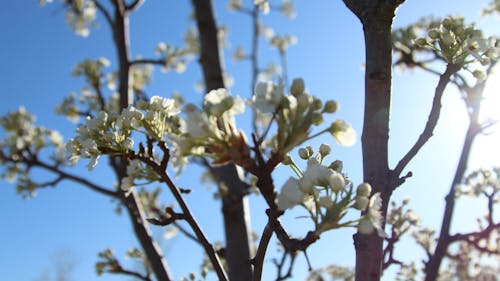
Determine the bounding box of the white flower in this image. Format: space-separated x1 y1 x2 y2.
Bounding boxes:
330 119 356 146
248 81 283 113
254 0 269 14
183 104 219 139
299 158 345 193
359 192 386 238
276 177 303 210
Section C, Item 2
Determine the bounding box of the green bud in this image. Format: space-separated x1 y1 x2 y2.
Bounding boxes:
290 78 305 96
353 196 369 210
298 147 309 159
442 17 453 30
312 98 323 110
329 160 343 172
472 69 486 80
428 29 440 40
480 57 490 66
323 100 339 113
356 183 372 197
297 93 312 110
311 112 323 125
415 37 428 48
319 143 331 157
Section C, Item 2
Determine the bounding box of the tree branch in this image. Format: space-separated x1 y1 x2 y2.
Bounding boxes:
251 222 273 281
31 158 119 198
125 0 145 11
130 146 228 281
393 63 460 183
92 0 115 29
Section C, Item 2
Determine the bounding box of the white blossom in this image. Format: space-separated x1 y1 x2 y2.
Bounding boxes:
277 177 303 210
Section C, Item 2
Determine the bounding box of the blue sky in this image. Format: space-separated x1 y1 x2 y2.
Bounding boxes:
0 1 498 280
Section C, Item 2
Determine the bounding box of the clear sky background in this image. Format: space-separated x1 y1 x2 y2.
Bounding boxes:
0 1 498 281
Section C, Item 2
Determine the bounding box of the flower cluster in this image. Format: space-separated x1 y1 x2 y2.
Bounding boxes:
249 79 356 154
66 96 180 170
270 34 297 53
62 0 97 37
168 88 246 171
276 144 384 237
415 16 499 77
155 42 190 73
121 159 162 192
0 107 66 197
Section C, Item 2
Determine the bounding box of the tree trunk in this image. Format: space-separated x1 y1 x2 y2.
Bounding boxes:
191 1 254 280
342 1 402 280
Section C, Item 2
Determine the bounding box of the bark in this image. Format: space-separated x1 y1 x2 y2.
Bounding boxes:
423 87 483 280
191 1 254 280
111 1 173 280
122 191 174 281
342 1 403 280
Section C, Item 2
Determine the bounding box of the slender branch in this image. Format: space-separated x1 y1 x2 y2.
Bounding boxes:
92 0 115 29
279 50 288 90
423 108 482 281
125 0 145 11
31 158 119 198
393 63 460 182
130 148 228 281
251 221 274 281
130 58 165 66
172 221 202 246
112 267 152 281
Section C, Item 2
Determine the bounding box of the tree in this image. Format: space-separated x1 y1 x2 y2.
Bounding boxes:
0 1 498 281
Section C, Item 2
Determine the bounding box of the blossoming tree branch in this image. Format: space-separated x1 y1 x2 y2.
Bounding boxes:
1 0 499 281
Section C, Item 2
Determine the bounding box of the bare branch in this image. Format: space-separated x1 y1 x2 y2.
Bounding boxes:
129 145 229 281
393 63 461 182
31 158 119 198
251 221 274 281
125 0 145 11
130 58 165 66
92 0 115 29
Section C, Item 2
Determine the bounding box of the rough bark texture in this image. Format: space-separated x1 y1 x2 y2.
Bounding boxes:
343 1 402 280
191 1 254 280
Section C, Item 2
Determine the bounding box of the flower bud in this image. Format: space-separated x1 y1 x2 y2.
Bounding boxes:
297 93 312 110
415 38 428 47
319 143 331 157
442 17 453 30
356 183 372 197
312 98 322 110
353 196 369 210
311 112 323 125
323 100 338 113
480 57 491 66
328 160 343 172
290 78 305 96
472 69 486 80
428 29 440 40
298 147 309 159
